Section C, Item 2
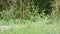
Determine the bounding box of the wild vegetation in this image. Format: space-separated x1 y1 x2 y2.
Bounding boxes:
0 0 60 34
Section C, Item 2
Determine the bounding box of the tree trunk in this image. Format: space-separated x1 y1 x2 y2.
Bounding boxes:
55 0 59 17
20 0 23 19
27 0 30 7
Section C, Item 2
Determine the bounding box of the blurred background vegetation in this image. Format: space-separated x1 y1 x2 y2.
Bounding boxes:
0 0 60 24
0 0 60 34
0 0 60 20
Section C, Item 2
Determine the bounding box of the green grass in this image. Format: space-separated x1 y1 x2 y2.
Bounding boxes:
0 16 60 34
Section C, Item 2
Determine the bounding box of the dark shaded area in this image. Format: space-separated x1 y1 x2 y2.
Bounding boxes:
30 0 53 16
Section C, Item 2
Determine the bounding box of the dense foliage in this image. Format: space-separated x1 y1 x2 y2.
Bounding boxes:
0 0 60 20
